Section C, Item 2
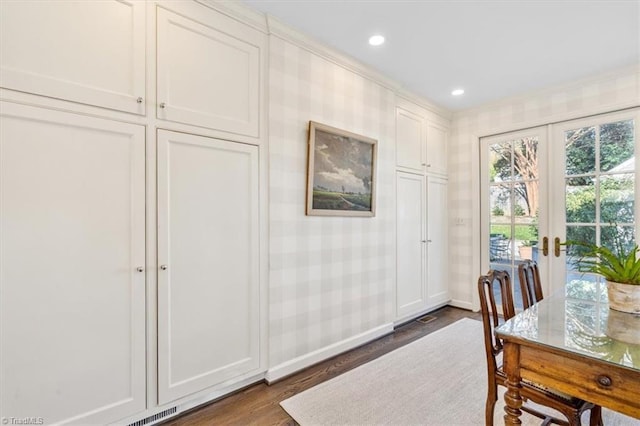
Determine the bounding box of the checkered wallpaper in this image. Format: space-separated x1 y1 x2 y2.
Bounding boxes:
448 66 640 307
268 36 396 367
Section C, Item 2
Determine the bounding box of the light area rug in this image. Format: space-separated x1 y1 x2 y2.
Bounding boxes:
280 318 637 426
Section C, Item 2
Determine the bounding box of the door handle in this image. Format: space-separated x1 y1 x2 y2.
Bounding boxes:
542 236 549 256
554 237 561 257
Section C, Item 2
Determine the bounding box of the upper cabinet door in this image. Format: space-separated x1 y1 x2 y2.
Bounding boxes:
396 106 425 171
425 122 448 175
0 1 145 114
157 6 263 138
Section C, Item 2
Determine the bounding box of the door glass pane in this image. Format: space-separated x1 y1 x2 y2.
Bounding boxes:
601 225 635 253
513 137 538 181
490 185 510 222
600 174 634 224
489 142 511 183
566 225 596 256
566 177 596 223
565 126 595 175
600 120 634 173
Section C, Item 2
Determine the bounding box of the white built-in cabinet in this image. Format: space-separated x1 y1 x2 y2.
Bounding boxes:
0 1 266 425
0 102 147 424
156 5 263 137
396 107 425 171
157 130 261 404
395 99 450 321
0 0 146 114
395 99 448 176
426 123 448 175
426 176 449 307
396 172 427 317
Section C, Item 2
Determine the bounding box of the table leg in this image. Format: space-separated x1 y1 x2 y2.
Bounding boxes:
503 342 523 425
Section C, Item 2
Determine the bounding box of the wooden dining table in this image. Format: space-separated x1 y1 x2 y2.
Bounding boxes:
495 287 640 424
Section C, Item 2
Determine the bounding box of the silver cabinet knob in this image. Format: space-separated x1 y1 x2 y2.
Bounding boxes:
427 164 432 167
427 239 432 243
136 97 143 104
159 102 166 109
136 266 144 272
421 240 427 243
421 163 426 166
160 265 168 270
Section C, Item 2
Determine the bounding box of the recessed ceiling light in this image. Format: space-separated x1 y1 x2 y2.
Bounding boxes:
368 35 385 46
451 89 465 96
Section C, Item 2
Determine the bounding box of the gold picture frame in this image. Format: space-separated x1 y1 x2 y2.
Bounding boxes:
306 121 377 217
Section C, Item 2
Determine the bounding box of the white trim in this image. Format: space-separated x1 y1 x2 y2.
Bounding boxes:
470 133 481 312
117 371 266 426
265 323 394 384
449 299 474 311
393 302 450 327
196 0 269 33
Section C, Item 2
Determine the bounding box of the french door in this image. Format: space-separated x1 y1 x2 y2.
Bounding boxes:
481 109 639 308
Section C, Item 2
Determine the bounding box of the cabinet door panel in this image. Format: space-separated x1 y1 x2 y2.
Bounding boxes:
0 103 146 424
426 123 448 175
427 176 450 306
396 107 425 171
0 1 145 114
157 130 260 404
157 6 262 137
396 172 426 318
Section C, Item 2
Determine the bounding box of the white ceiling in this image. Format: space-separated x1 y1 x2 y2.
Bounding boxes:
241 0 640 111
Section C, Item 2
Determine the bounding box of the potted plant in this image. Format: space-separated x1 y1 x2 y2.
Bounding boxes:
566 240 640 315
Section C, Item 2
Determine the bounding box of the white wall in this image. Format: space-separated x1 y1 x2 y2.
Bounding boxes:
448 65 640 309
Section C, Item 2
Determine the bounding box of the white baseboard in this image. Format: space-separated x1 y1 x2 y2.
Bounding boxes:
448 299 474 311
265 322 394 384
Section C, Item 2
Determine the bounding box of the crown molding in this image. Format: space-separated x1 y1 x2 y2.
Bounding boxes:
196 0 269 33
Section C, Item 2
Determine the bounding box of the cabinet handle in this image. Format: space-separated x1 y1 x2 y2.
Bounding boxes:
427 239 432 243
554 237 561 257
427 164 432 167
542 237 549 256
421 240 427 243
159 102 166 109
421 163 426 166
596 375 612 387
136 97 143 104
136 266 144 272
160 265 168 270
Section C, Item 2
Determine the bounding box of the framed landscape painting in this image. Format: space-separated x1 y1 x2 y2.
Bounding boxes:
306 121 377 217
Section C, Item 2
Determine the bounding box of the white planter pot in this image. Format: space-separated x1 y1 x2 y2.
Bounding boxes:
606 280 640 315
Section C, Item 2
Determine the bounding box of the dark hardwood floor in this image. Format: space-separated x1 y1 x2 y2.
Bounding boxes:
161 306 480 426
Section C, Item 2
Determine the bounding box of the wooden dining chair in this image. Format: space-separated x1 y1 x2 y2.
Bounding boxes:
518 259 544 309
478 270 602 426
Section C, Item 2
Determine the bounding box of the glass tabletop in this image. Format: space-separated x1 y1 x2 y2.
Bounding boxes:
496 289 640 370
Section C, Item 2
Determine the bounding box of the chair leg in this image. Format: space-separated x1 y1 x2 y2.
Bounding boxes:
589 405 602 426
485 390 497 426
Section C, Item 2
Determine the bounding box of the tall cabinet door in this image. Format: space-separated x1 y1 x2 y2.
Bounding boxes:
157 130 260 404
396 171 426 318
426 176 450 307
0 103 146 424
